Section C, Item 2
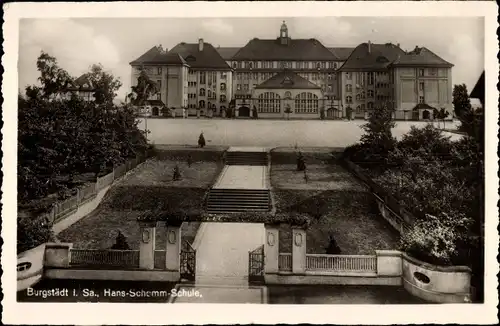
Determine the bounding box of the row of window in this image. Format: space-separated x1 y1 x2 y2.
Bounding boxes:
231 61 339 70
256 92 320 114
234 72 336 81
189 92 228 102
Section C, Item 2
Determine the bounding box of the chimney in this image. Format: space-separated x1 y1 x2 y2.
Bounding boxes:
199 38 204 52
368 40 371 53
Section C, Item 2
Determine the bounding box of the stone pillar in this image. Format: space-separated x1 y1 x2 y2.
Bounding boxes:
139 221 156 270
165 225 181 271
292 228 306 274
376 250 402 276
235 107 239 117
264 224 279 274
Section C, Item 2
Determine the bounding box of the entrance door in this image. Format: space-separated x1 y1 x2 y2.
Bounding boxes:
422 110 430 120
239 106 250 117
248 245 265 284
152 107 159 116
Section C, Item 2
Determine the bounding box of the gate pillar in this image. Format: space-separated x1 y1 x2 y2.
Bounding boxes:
138 221 157 270
165 225 181 271
264 224 279 274
292 228 306 274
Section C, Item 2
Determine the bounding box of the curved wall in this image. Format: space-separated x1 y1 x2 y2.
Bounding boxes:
402 253 471 303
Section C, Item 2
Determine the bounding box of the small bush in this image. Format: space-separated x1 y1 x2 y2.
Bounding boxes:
198 132 206 148
326 234 341 254
110 231 131 250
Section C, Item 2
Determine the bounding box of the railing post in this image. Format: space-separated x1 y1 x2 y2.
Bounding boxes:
292 227 307 274
264 223 279 274
165 225 181 272
138 220 157 270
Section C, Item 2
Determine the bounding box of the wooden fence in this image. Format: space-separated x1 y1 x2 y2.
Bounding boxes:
306 254 377 273
40 155 148 224
70 249 140 268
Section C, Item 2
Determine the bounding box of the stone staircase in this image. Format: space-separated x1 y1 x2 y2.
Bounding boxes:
206 189 270 214
225 151 268 165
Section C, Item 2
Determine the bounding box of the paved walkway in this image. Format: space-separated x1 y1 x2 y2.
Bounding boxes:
212 165 268 189
194 222 265 285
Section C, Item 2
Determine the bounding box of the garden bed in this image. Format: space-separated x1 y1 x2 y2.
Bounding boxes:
58 159 221 249
271 162 399 254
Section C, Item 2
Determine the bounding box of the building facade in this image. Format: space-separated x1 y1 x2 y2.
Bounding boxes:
129 21 454 120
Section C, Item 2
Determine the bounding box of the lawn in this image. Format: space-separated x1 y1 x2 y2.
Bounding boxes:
271 162 399 254
58 159 222 249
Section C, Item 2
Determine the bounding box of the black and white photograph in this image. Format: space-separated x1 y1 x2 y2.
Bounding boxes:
2 1 498 325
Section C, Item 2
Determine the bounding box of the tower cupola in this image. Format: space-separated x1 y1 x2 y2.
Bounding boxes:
280 20 289 45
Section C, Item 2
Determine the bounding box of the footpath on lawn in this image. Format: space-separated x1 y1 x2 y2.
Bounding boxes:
271 148 399 254
58 147 225 249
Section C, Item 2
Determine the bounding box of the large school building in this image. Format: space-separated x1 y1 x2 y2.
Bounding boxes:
129 21 454 120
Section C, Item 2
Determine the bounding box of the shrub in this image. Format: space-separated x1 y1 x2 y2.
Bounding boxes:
296 151 306 171
18 215 54 254
172 164 182 181
110 231 131 250
198 132 206 148
326 234 341 254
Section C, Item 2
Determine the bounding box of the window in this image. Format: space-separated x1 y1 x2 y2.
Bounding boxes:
294 92 319 114
284 91 292 99
232 62 237 69
207 90 212 98
429 68 437 76
157 67 162 75
329 62 335 69
199 88 205 96
346 72 352 80
316 62 321 69
236 84 241 91
220 83 226 91
253 73 258 80
220 95 227 102
367 102 374 110
418 69 424 76
257 92 281 113
248 62 253 69
419 82 424 91
221 72 227 80
327 85 332 92
367 72 374 85
200 72 206 84
346 96 353 104
327 73 332 80
419 96 425 103
297 62 302 69
356 94 361 101
346 84 352 92
157 80 161 92
333 62 338 69
356 106 362 114
321 62 326 69
312 73 318 81
199 100 205 108
17 262 32 272
367 90 374 98
243 84 249 91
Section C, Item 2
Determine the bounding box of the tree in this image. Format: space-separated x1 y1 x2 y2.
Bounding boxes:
198 132 206 148
128 67 158 106
252 105 259 119
452 84 472 120
86 64 122 105
326 234 341 254
18 215 54 254
36 51 74 100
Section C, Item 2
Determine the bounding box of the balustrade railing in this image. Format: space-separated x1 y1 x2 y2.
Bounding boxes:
278 253 292 271
306 254 377 272
70 249 140 268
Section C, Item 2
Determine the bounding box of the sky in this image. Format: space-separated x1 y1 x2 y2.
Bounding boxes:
18 17 484 101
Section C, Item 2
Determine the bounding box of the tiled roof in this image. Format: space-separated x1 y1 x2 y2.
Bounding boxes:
232 38 338 61
255 70 320 89
328 47 355 61
339 42 406 71
391 46 453 67
168 42 231 70
216 47 241 60
67 73 94 91
130 46 187 65
470 71 485 104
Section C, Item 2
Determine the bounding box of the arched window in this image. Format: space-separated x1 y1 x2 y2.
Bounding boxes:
294 92 319 114
346 96 352 104
200 88 205 96
207 90 212 98
367 90 374 98
346 84 352 92
356 94 361 101
220 95 227 103
257 92 281 113
220 83 226 91
356 105 362 114
367 102 374 110
199 100 205 108
284 91 292 99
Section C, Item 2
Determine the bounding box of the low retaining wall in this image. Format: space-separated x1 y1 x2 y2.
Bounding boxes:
402 253 472 303
269 250 471 303
45 269 180 282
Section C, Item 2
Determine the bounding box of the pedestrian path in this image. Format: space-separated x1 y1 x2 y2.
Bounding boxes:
194 223 265 285
212 165 268 189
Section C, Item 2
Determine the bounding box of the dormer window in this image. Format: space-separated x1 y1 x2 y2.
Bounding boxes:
232 62 237 69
